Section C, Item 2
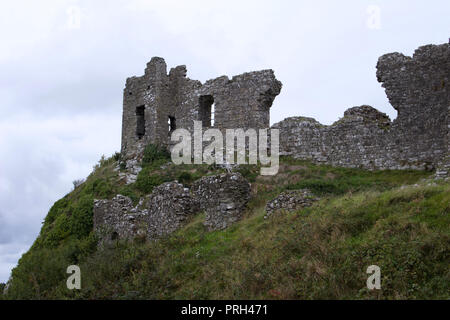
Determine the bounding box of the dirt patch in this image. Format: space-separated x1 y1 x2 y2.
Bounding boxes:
325 172 337 179
286 165 307 172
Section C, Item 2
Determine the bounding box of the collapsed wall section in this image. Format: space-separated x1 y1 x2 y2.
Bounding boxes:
93 173 251 243
275 43 449 171
191 172 251 231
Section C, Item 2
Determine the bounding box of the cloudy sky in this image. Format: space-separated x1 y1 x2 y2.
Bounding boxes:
0 0 449 283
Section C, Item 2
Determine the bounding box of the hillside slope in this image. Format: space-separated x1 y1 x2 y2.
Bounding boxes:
2 150 449 299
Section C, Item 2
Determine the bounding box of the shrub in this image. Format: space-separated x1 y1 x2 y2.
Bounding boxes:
142 144 170 166
117 185 140 204
287 179 343 195
91 178 114 198
236 165 260 182
135 170 167 193
72 179 85 189
69 195 94 239
113 152 121 162
44 198 69 226
177 172 193 185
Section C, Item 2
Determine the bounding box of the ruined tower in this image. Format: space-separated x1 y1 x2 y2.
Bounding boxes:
121 58 282 160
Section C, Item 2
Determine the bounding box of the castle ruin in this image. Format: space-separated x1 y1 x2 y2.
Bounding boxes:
96 42 449 243
121 57 282 160
274 42 449 175
121 42 448 177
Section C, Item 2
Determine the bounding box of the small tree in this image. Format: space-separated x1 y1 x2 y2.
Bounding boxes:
72 179 85 189
142 144 170 166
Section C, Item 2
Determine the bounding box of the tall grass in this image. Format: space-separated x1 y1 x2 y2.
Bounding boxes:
4 155 448 300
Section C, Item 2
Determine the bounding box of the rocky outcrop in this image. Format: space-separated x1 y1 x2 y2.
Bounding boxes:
265 189 318 219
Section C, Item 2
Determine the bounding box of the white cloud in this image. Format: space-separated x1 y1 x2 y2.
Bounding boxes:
0 243 27 283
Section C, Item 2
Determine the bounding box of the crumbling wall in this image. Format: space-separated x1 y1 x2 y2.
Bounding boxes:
121 58 282 161
121 58 170 160
376 43 449 169
191 172 251 231
275 43 449 171
93 173 251 242
145 182 199 240
93 195 148 243
93 183 198 243
274 106 397 169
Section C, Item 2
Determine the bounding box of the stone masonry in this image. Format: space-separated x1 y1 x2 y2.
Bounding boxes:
93 173 251 242
145 181 199 240
94 182 198 243
96 41 448 244
273 43 449 174
191 172 251 231
121 58 282 161
93 195 148 242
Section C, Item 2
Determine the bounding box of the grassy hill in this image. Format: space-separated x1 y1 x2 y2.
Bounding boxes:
2 148 449 299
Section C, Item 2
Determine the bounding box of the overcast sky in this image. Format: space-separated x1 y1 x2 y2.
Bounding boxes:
0 0 449 283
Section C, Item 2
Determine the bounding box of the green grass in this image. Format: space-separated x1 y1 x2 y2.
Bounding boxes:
3 153 448 300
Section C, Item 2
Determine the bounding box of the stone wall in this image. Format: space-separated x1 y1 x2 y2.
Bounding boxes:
93 173 251 242
191 172 251 231
121 58 282 160
145 182 199 240
93 195 148 242
94 183 198 243
97 41 449 246
274 43 449 172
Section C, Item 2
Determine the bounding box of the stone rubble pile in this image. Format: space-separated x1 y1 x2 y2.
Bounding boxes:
264 189 318 219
